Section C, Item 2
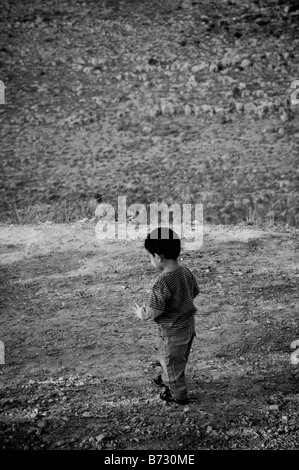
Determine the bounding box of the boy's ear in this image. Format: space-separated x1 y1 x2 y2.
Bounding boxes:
154 253 163 262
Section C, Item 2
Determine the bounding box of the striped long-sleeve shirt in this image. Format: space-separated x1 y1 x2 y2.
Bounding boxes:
140 265 200 337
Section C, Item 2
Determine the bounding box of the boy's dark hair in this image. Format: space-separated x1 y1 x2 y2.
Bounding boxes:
144 227 181 260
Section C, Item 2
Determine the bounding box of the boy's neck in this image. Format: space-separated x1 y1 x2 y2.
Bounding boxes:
161 259 180 273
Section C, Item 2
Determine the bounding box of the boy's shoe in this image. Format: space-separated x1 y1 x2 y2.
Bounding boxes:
159 386 190 405
152 374 165 387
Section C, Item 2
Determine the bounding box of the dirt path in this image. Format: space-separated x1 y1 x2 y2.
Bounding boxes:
1 221 299 449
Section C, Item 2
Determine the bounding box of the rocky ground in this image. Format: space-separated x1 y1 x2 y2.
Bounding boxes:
0 220 298 450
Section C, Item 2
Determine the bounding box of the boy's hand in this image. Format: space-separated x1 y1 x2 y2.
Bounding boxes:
133 301 146 319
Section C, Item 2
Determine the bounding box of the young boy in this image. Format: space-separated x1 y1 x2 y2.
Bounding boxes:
133 227 200 405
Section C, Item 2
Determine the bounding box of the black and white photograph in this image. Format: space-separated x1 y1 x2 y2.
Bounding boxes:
0 0 299 456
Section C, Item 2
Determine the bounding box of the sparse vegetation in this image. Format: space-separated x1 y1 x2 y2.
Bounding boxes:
0 0 299 226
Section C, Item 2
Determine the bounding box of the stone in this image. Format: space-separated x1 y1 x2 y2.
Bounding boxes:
209 63 219 73
240 59 251 69
269 404 279 411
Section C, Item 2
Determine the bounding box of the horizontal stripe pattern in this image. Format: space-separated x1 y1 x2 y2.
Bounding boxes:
147 265 200 336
